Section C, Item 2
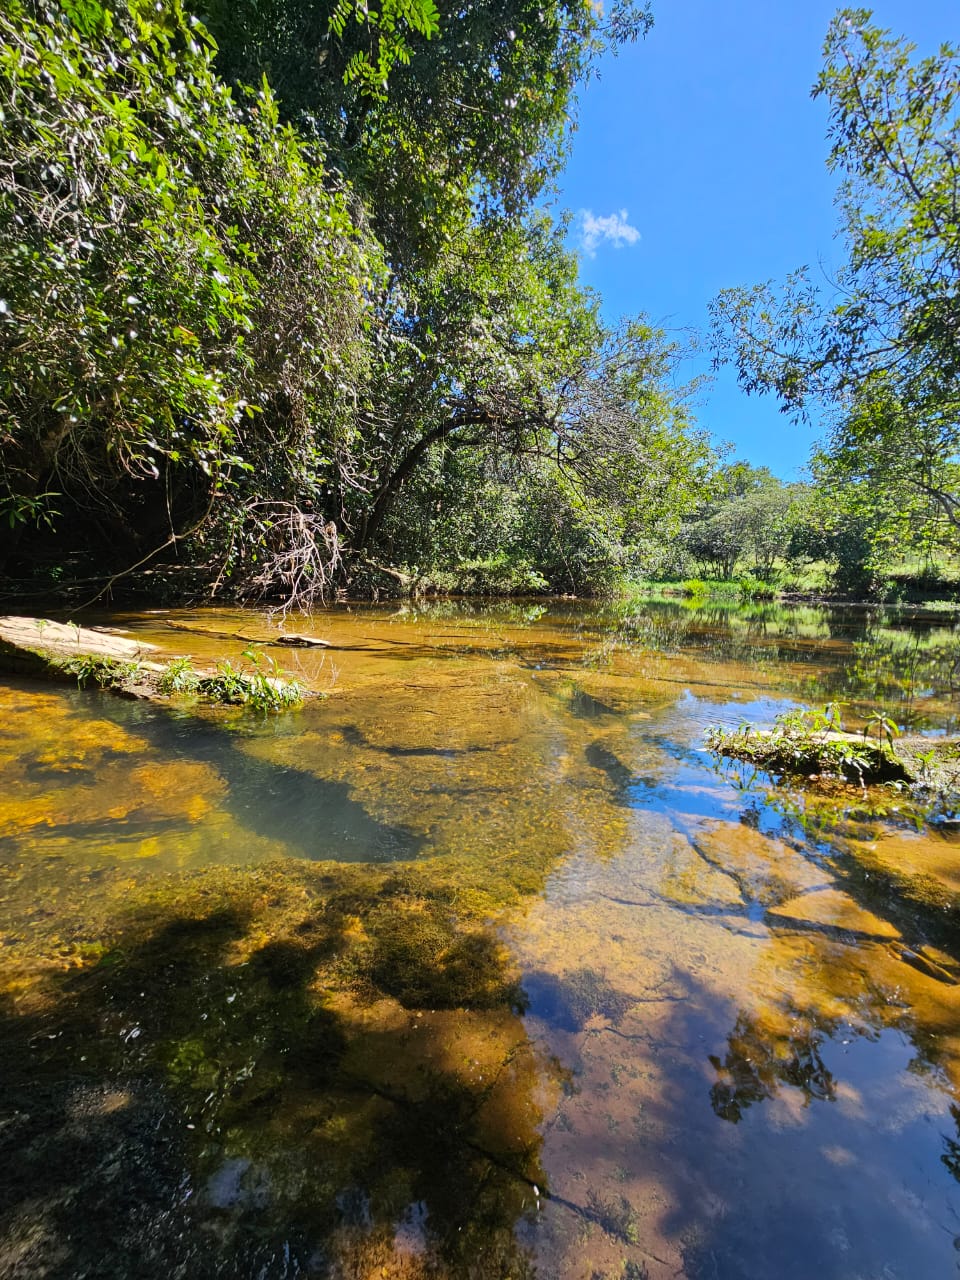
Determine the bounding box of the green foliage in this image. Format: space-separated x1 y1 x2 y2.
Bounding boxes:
737 572 777 602
1 491 60 531
200 0 652 269
440 556 549 597
155 655 202 696
712 11 960 571
356 234 714 594
1 0 375 592
864 708 900 751
0 0 710 602
158 650 304 710
707 702 908 785
47 645 302 708
679 463 805 580
58 653 140 688
328 0 441 95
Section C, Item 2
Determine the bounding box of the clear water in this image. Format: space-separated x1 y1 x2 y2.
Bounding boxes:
2 599 960 1279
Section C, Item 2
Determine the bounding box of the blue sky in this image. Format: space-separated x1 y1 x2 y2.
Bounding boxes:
556 1 957 479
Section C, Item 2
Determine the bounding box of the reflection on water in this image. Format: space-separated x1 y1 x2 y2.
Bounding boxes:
2 599 960 1277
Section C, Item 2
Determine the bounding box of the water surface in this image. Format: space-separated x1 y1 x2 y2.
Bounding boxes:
2 599 960 1279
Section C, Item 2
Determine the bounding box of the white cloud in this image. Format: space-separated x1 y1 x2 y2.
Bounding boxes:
579 208 641 258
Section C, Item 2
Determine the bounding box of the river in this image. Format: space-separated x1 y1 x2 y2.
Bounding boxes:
1 598 959 1279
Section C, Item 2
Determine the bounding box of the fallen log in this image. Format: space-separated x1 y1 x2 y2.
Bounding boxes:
0 616 304 710
165 620 331 647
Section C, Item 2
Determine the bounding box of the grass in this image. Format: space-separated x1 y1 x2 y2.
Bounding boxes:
627 576 777 604
57 653 142 689
47 647 303 712
625 555 960 605
157 650 304 711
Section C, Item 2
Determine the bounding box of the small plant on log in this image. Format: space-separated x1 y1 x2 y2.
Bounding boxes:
706 703 909 785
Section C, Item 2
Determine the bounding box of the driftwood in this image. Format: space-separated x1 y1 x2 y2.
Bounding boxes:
165 620 331 648
0 616 303 707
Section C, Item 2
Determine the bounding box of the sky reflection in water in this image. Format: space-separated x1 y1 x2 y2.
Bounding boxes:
1 599 960 1279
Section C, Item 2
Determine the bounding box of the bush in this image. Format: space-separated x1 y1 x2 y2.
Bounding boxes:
0 0 375 591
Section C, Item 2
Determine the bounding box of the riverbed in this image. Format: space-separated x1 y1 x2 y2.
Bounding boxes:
2 599 959 1279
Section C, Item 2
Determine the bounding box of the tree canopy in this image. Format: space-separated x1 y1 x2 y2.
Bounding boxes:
1 0 717 603
712 9 960 551
197 0 652 270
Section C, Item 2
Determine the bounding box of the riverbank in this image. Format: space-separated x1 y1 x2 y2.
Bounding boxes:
0 616 305 710
629 578 960 612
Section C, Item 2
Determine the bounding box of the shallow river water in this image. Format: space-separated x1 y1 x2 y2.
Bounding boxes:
2 599 960 1279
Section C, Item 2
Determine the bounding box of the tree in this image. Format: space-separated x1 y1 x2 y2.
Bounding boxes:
679 464 799 579
711 10 960 543
348 214 713 587
0 0 376 596
1 0 696 602
196 0 652 269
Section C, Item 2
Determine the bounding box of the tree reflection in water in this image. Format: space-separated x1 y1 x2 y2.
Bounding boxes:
709 1006 837 1123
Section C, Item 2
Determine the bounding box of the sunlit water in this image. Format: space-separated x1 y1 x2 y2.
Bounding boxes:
2 599 960 1279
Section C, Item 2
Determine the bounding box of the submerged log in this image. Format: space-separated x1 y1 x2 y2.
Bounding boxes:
710 727 912 783
708 722 960 795
274 633 331 647
164 620 331 647
0 616 304 709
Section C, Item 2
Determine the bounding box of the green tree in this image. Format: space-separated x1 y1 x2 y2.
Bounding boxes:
350 215 713 588
711 9 960 542
680 464 798 579
1 0 704 603
197 0 652 268
0 0 376 594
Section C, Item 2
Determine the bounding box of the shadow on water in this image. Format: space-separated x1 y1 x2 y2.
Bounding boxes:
521 967 635 1034
16 684 423 863
519 951 960 1280
18 890 953 1280
672 984 960 1278
0 864 553 1279
707 1004 837 1122
584 739 728 829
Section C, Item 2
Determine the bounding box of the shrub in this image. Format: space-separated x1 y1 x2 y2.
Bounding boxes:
0 0 376 592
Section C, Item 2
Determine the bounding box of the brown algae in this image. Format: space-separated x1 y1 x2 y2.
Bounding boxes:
2 601 960 1277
